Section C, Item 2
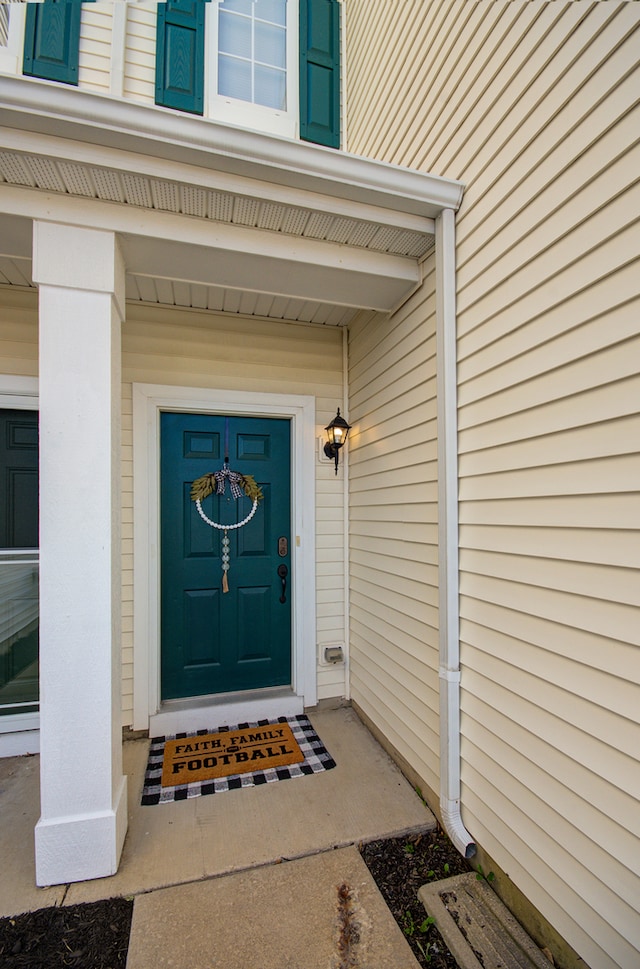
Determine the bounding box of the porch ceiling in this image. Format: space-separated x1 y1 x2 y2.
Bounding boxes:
0 78 464 325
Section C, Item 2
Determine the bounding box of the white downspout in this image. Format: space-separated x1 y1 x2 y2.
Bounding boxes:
435 208 476 859
342 324 351 701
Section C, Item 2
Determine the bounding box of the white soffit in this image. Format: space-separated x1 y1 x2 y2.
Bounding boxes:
0 79 464 323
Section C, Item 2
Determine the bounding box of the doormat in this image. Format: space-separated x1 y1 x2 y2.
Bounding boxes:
141 714 336 805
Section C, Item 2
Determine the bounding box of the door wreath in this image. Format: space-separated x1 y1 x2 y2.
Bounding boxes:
191 465 263 593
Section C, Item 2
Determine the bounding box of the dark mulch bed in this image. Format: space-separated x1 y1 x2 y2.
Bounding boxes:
360 827 472 968
0 898 133 969
0 829 467 968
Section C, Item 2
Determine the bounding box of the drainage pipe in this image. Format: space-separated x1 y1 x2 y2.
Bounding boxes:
342 324 351 701
435 208 476 859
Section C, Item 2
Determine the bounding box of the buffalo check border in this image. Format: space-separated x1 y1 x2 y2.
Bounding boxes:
141 714 336 805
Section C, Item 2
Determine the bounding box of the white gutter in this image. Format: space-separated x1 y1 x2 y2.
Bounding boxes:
0 76 464 219
435 208 476 859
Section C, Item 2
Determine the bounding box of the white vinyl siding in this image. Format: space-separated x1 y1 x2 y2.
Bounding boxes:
0 290 38 377
123 2 157 105
77 2 113 93
0 292 347 726
121 302 346 722
345 1 640 967
348 265 441 798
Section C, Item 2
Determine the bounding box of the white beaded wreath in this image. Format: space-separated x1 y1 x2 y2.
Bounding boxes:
195 497 258 531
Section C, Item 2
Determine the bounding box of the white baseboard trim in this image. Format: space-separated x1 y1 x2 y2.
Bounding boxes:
0 728 40 758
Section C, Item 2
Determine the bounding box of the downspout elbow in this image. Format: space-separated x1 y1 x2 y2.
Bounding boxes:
439 667 476 860
441 798 476 859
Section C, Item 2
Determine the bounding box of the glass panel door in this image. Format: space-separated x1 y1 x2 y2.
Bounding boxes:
0 551 39 717
0 407 39 721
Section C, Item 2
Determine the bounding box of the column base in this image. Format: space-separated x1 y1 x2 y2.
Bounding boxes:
35 775 128 887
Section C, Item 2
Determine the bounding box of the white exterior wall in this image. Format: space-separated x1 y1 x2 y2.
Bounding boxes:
78 2 114 93
0 2 154 102
0 292 347 727
345 2 640 968
0 290 37 377
348 263 440 798
122 304 347 723
122 2 156 105
76 1 155 104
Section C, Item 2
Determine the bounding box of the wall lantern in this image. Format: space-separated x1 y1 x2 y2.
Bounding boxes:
324 408 351 475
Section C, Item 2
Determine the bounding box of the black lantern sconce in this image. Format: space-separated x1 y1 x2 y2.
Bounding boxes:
324 408 351 475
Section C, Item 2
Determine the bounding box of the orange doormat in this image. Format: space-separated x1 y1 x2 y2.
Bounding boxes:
142 715 336 805
161 721 304 787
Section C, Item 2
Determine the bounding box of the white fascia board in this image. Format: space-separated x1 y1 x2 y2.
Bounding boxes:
0 126 434 237
0 185 419 311
0 76 464 219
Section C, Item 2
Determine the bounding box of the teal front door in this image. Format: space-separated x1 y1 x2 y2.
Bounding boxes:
160 413 292 701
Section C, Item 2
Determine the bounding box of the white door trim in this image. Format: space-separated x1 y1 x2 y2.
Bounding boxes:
132 383 317 732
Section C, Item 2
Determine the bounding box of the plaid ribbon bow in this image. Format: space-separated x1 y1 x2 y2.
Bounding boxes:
213 466 244 499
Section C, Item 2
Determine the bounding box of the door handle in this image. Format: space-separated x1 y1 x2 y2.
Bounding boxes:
277 564 288 603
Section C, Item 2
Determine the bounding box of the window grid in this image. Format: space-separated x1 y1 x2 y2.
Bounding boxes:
218 1 287 111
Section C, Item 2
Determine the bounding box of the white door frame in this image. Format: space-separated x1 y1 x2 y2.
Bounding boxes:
132 384 317 732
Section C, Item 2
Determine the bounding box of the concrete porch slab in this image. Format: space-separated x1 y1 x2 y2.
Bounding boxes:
125 845 421 969
0 754 65 916
60 707 435 904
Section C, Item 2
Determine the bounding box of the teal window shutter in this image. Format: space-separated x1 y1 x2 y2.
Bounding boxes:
299 0 341 148
155 1 208 115
23 0 84 86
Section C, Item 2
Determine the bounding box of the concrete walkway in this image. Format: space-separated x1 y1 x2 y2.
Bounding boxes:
0 706 436 968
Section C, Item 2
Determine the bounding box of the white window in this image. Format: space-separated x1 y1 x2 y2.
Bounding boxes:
206 0 298 139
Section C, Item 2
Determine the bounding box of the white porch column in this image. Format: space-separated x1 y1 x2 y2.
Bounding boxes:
33 222 128 886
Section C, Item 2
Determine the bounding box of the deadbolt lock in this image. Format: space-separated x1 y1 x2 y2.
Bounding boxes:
278 536 288 557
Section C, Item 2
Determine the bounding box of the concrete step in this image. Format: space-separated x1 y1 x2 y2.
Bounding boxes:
419 872 552 969
126 846 422 969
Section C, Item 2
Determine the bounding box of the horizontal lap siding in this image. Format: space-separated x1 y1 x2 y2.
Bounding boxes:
78 3 113 93
73 3 154 100
123 3 156 104
0 290 37 377
0 294 346 725
345 1 640 967
122 303 345 722
348 269 441 797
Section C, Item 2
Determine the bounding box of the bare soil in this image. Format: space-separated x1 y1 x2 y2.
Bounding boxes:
360 827 472 968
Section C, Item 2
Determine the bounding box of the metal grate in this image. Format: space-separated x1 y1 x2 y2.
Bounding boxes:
121 173 153 208
58 162 96 198
0 152 35 187
257 202 285 232
232 196 260 226
90 167 125 203
182 186 207 218
150 179 180 212
304 212 334 239
208 191 234 222
25 157 66 193
326 217 358 245
280 207 310 235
